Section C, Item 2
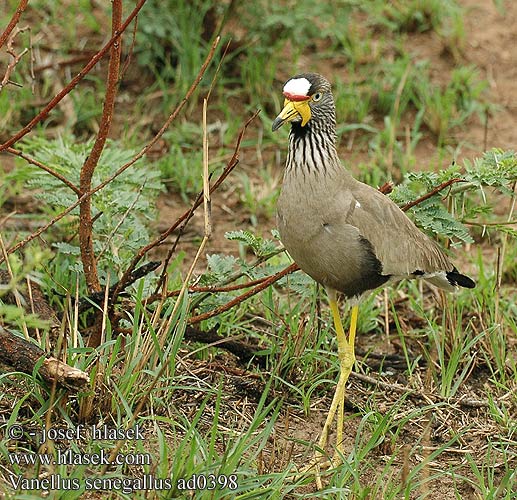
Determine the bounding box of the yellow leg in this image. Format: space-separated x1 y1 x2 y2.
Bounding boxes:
334 304 357 461
314 300 358 489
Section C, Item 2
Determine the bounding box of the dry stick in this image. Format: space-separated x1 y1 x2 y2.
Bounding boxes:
401 178 464 212
151 114 260 297
6 146 80 194
148 39 231 297
111 107 258 305
79 0 122 294
0 26 29 91
154 100 214 354
0 0 28 49
1 36 221 265
187 262 299 325
202 98 212 239
0 0 147 152
146 274 285 303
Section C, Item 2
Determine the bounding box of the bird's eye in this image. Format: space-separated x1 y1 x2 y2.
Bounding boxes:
312 92 322 102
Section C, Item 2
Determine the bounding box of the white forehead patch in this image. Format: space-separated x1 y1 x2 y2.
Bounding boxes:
283 77 311 96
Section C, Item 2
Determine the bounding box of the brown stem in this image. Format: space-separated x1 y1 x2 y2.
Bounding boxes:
0 0 28 49
401 178 464 212
145 273 282 305
79 0 122 293
0 0 147 152
188 262 299 324
0 26 29 91
6 147 80 194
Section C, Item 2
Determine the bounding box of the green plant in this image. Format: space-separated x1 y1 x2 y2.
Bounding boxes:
412 66 488 145
12 136 164 284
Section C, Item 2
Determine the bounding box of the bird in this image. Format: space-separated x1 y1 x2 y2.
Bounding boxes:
271 72 475 484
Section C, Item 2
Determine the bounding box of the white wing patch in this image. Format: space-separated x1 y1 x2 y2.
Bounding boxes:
283 77 311 96
355 200 361 209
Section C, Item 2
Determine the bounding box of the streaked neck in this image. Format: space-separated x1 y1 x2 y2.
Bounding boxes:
286 120 342 177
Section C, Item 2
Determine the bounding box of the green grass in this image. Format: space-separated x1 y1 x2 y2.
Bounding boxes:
1 0 517 498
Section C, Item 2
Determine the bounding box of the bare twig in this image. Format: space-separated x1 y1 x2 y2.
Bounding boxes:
188 262 299 324
157 97 215 350
144 273 286 305
0 0 28 49
202 98 212 238
6 146 80 194
0 26 29 92
401 178 464 212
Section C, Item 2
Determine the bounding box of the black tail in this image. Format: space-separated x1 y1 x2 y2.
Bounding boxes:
447 267 476 289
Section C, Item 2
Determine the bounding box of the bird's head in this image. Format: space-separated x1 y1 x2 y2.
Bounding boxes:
272 73 333 131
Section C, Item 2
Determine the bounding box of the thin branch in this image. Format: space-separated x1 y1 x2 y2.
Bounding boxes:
463 219 517 227
401 178 464 212
0 26 29 92
0 0 28 49
144 273 284 305
6 146 80 194
187 262 299 324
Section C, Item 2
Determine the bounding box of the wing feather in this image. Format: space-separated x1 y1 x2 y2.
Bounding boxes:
343 180 454 277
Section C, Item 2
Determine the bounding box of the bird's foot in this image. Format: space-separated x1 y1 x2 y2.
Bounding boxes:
296 453 329 490
297 442 345 490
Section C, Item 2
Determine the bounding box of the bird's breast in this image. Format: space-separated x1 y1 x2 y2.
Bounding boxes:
277 180 389 297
